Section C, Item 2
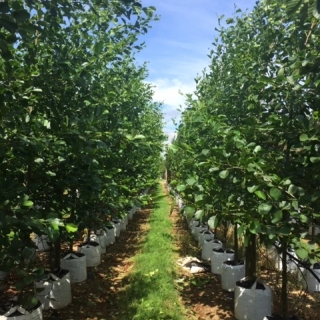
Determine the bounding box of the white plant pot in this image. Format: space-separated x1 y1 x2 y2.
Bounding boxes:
128 208 134 220
60 252 87 283
124 214 128 226
0 301 43 320
190 219 199 231
105 225 115 244
234 278 272 320
201 239 222 261
96 230 108 254
308 224 320 236
178 198 184 212
221 260 245 292
299 263 320 292
211 248 235 274
198 230 214 248
77 242 101 267
113 221 121 237
83 233 105 254
35 271 72 310
33 235 50 252
120 219 126 231
268 246 297 272
194 225 208 241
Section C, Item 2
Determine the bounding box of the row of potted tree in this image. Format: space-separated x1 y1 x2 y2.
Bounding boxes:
165 1 320 319
0 0 164 319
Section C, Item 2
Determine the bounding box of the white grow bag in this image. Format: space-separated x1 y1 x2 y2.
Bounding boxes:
0 302 43 320
128 208 135 220
308 224 320 236
77 242 101 267
299 263 320 292
96 230 108 254
268 246 297 272
198 231 214 249
194 225 208 241
33 235 50 252
105 225 115 245
234 278 272 320
60 253 87 283
83 233 105 254
178 198 184 212
211 248 235 274
119 219 126 231
124 214 128 226
201 239 222 261
35 271 72 310
221 260 245 292
190 219 199 233
113 221 121 237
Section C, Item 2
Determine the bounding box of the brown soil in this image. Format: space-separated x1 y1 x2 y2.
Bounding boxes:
1 183 319 319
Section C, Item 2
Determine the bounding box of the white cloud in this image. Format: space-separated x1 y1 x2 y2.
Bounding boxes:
150 78 194 108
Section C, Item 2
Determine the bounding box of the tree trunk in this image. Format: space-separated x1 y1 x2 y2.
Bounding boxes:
234 223 238 261
245 233 256 278
281 241 288 320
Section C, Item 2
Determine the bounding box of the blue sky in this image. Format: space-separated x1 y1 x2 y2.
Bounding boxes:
136 0 258 142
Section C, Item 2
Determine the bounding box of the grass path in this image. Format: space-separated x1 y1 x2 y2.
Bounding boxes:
118 182 186 320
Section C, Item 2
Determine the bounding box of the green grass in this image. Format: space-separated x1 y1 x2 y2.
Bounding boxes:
119 183 186 320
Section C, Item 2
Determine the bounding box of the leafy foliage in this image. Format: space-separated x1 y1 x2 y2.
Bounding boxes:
0 0 164 306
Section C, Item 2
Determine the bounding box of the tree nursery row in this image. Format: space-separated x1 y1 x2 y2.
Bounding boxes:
166 1 320 320
0 1 165 319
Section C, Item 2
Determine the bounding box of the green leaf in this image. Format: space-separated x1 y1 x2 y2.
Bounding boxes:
47 218 64 227
226 18 234 24
277 67 285 77
202 149 210 155
176 185 186 192
186 178 196 186
32 88 42 92
258 203 272 214
207 216 216 229
299 214 308 223
46 171 56 177
34 158 44 163
296 187 305 196
253 145 262 153
184 206 195 215
300 133 309 141
288 184 297 194
287 75 295 85
195 210 204 220
295 247 308 260
255 190 266 200
66 223 78 233
133 134 145 140
22 200 33 207
247 185 258 193
94 41 104 55
249 221 261 234
310 157 320 163
271 210 283 223
195 194 203 202
168 144 179 153
270 188 282 200
292 200 299 209
219 170 229 179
